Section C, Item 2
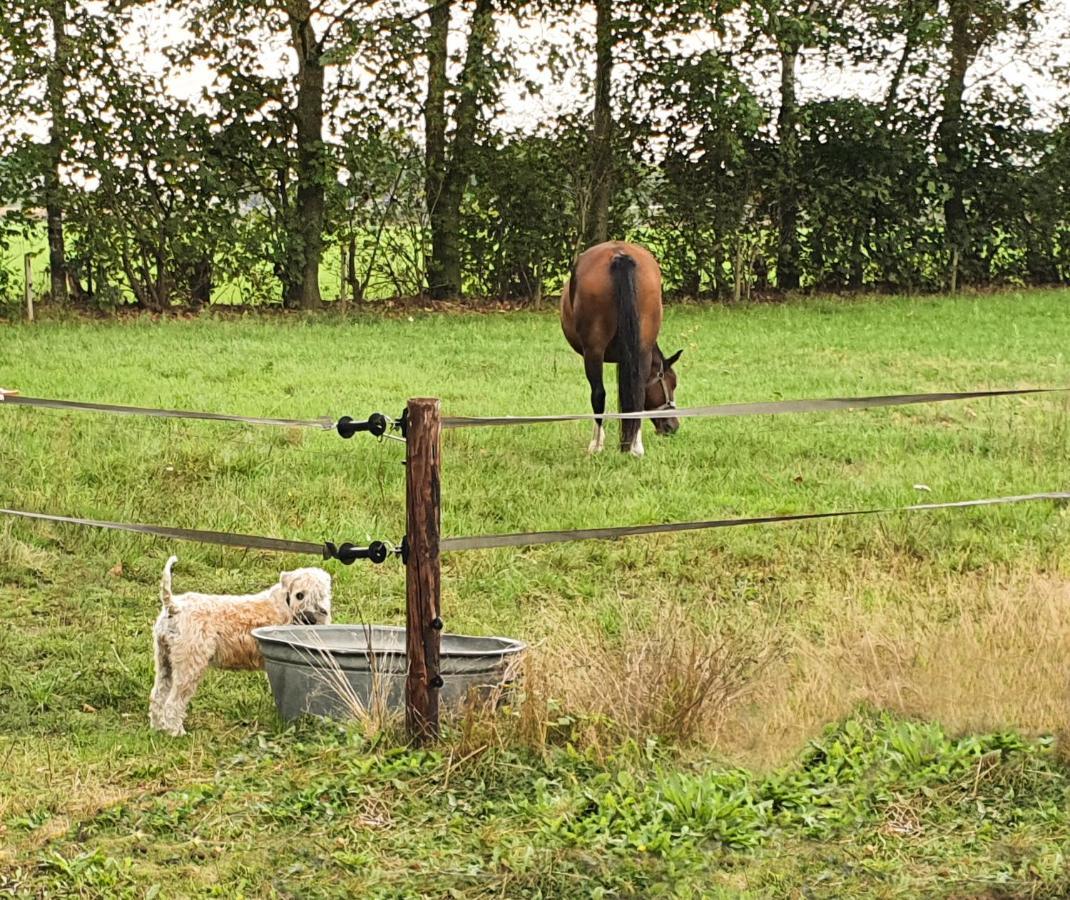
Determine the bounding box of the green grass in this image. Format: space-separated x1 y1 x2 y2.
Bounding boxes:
1 289 1070 896
10 713 1070 897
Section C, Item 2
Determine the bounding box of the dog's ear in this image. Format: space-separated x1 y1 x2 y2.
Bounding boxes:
280 571 294 591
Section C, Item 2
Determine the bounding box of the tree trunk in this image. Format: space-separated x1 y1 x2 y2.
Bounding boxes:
883 0 933 122
284 0 325 309
680 266 700 299
424 0 452 298
44 0 69 304
849 226 865 290
189 256 212 309
884 28 917 121
776 44 801 291
155 239 168 310
121 245 148 309
425 0 495 300
938 0 971 291
870 4 927 292
347 231 361 300
584 0 613 248
75 254 92 302
733 239 745 302
338 240 347 304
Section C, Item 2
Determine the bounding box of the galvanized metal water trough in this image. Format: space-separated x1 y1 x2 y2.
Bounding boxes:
252 624 526 723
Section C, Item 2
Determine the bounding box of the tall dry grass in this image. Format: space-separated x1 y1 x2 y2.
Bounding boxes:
733 571 1070 766
452 598 784 759
296 625 402 740
463 570 1070 768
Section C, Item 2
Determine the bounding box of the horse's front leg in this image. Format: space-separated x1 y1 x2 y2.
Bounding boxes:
584 352 606 454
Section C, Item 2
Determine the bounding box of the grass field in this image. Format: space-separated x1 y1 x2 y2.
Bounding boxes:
2 290 1070 897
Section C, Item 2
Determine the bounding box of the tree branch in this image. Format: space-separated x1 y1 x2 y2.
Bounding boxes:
317 0 454 54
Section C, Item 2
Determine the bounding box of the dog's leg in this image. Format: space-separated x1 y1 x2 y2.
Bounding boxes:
160 665 206 737
160 638 213 737
149 633 173 731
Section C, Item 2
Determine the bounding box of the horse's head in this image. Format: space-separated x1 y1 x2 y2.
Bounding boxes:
647 347 682 436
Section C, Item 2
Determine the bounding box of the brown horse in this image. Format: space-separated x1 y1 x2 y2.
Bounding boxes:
560 241 682 456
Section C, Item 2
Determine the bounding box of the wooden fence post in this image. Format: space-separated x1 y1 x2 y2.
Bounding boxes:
24 253 34 323
405 397 442 742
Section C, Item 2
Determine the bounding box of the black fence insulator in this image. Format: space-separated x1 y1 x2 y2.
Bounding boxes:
429 674 444 689
336 413 389 439
322 540 394 565
430 617 443 631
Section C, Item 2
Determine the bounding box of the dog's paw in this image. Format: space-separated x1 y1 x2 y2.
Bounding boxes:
150 718 187 737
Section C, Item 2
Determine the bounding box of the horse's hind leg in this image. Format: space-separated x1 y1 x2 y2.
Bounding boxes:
630 424 645 458
622 348 651 457
584 352 606 454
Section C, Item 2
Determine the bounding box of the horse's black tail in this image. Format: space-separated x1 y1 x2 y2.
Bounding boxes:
610 252 643 450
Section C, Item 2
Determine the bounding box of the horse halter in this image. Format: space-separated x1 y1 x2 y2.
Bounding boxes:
649 368 676 411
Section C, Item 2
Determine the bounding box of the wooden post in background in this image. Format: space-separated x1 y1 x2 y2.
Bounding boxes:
24 253 34 323
405 397 442 742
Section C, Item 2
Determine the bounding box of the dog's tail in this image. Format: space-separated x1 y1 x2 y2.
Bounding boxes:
160 555 179 615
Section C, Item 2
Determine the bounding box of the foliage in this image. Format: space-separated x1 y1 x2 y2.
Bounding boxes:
461 122 588 299
629 47 769 297
0 148 40 303
796 98 939 290
329 125 426 300
0 1 1068 302
68 74 245 310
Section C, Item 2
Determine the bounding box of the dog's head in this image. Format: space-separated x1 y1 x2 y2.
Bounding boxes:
279 568 332 625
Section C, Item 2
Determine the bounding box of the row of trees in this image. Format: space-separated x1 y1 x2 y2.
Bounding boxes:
1 0 1068 310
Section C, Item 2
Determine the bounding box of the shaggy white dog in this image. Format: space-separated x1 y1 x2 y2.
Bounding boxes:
150 555 332 736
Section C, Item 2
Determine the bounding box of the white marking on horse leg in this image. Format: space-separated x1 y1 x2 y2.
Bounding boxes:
629 427 645 458
587 422 605 454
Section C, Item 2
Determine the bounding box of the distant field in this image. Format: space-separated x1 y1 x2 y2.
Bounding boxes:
4 229 406 304
4 231 49 299
2 290 1069 895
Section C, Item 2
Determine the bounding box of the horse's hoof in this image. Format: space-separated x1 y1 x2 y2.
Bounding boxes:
629 445 645 458
587 441 604 454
